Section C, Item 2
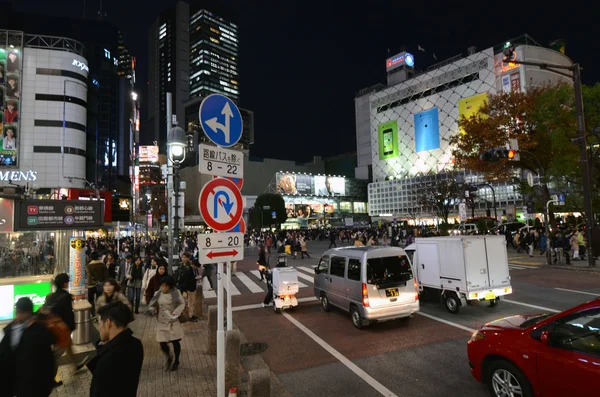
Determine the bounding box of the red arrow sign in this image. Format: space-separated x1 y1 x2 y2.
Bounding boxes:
207 249 239 260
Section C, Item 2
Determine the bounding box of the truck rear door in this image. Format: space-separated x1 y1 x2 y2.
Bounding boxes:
463 238 490 290
485 236 511 288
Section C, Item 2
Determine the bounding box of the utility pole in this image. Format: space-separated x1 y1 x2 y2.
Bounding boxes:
504 47 595 267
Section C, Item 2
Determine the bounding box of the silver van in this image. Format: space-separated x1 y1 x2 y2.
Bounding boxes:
313 246 419 329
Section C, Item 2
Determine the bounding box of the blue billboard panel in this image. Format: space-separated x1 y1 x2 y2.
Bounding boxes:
414 108 440 153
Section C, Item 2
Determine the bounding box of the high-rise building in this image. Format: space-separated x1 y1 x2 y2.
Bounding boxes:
117 30 133 81
145 1 240 153
189 9 240 101
147 1 190 154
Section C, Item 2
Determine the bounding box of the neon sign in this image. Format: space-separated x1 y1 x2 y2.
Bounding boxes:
386 51 415 72
72 59 89 73
0 170 38 182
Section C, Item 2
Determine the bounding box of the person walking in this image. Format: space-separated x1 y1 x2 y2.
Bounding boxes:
570 231 580 260
146 275 186 371
104 253 118 280
126 256 144 313
328 230 337 248
87 251 108 317
257 244 268 281
145 264 167 304
0 298 55 397
44 273 86 384
118 254 133 295
141 257 158 302
578 229 587 261
201 262 214 291
300 236 310 259
96 279 132 312
177 252 199 322
87 302 143 397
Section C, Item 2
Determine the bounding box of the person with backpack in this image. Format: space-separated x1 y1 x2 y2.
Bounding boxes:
177 252 199 322
44 274 86 386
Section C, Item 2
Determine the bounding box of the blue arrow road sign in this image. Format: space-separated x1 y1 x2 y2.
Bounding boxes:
199 94 243 147
559 194 565 202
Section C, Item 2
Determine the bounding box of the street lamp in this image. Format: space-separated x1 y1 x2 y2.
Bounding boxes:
167 123 186 272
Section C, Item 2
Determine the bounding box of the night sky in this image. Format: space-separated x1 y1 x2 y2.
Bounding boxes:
12 0 600 161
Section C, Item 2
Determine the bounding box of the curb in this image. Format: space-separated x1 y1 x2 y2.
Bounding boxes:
544 264 600 275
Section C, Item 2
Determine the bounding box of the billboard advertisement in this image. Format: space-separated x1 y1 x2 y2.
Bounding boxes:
276 173 346 196
0 281 52 321
377 121 398 160
458 92 489 134
139 145 159 162
385 51 415 72
0 43 22 167
414 108 440 153
69 237 87 299
285 203 335 218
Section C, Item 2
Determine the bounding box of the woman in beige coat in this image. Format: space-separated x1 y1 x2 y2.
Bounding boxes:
146 275 185 371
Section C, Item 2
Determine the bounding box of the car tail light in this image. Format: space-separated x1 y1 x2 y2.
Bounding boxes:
414 278 419 301
362 283 369 307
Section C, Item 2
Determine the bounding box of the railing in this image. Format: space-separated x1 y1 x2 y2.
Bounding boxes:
24 34 86 56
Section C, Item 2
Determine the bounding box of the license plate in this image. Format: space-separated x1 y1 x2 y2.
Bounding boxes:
485 291 496 301
386 288 399 297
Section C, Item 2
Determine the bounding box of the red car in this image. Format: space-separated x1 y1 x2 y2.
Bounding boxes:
467 298 600 397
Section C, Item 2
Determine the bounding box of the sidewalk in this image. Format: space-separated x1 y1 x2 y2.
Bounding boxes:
506 249 600 273
51 313 218 397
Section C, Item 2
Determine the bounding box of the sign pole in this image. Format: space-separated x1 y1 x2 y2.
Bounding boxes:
226 261 232 331
216 261 225 397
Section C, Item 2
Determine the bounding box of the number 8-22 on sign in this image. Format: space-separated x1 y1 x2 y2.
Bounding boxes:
198 143 244 179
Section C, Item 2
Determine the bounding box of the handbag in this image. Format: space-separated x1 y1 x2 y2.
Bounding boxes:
178 307 190 323
44 314 71 348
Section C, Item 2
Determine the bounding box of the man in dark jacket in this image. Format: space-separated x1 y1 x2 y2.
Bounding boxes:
0 297 55 397
45 273 86 379
177 252 199 321
87 251 108 316
88 302 143 397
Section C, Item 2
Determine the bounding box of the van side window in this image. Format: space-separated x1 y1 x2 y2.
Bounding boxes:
317 256 330 274
347 259 361 281
330 256 346 278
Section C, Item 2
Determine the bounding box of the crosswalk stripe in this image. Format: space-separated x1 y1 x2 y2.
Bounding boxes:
293 269 315 284
250 270 264 281
224 276 241 295
236 272 264 293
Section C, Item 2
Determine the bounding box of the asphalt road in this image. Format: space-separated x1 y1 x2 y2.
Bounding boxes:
205 240 600 397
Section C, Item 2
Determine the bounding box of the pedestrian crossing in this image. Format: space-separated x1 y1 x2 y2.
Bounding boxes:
509 264 539 271
202 266 315 299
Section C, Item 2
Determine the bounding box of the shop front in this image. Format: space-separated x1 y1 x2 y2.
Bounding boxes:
0 198 104 322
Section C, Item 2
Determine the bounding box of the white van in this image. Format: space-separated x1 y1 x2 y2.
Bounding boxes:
313 246 420 329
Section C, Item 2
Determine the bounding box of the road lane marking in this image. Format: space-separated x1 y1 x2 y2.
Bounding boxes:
503 299 560 313
236 272 264 293
416 312 476 333
555 287 599 296
282 312 399 397
232 297 318 312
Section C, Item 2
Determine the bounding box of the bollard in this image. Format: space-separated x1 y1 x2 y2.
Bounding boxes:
225 330 241 392
208 305 217 355
248 369 270 397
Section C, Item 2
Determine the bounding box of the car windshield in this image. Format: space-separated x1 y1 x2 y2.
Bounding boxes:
366 255 413 287
519 314 553 329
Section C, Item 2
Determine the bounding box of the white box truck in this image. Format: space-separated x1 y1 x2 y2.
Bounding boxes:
404 235 512 314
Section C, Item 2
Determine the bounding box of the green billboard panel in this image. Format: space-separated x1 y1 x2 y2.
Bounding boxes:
378 121 399 160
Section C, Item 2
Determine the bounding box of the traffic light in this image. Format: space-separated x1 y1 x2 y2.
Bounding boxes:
480 147 518 162
526 200 535 214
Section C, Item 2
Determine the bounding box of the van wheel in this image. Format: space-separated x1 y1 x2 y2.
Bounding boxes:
320 294 330 312
444 293 460 314
350 305 368 329
486 360 533 397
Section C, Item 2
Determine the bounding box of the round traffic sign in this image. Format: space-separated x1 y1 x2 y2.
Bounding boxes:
199 94 243 147
228 218 246 233
199 178 243 232
213 175 244 190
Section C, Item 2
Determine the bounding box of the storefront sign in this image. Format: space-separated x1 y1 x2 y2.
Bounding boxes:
69 237 87 299
0 170 37 182
14 199 104 231
0 281 52 321
72 59 89 72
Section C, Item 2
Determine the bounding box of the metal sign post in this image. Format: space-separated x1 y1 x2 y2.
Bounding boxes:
198 94 244 397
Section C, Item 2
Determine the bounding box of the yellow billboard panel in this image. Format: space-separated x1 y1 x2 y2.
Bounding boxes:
458 92 489 134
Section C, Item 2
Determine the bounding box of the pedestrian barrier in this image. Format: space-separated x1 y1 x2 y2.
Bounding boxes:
228 388 237 397
72 299 93 345
248 369 270 397
225 330 241 392
208 305 217 355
